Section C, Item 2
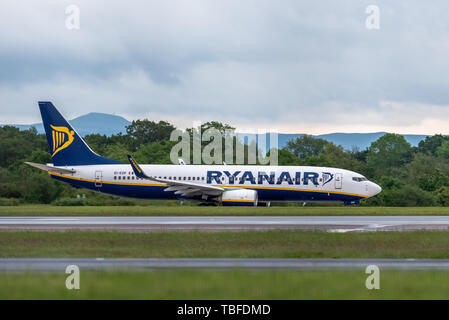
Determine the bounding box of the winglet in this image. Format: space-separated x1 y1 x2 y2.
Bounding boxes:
127 155 149 179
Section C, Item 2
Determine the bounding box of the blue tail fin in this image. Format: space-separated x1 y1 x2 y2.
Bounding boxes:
38 101 122 166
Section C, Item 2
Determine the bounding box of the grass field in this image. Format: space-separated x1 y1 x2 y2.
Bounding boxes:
1 269 449 299
2 230 449 258
2 205 449 216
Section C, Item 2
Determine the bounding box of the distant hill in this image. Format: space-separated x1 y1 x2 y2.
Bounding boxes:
311 132 427 150
4 112 428 150
6 112 131 136
238 132 428 151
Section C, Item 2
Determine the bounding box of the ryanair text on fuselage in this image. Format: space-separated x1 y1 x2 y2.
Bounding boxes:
206 171 333 186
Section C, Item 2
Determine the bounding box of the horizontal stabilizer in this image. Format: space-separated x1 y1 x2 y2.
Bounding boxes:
25 162 76 174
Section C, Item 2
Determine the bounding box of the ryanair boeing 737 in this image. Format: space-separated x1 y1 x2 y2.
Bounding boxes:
26 102 381 206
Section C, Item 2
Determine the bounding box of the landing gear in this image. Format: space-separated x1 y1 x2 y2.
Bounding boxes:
344 200 361 206
256 201 271 207
199 202 218 206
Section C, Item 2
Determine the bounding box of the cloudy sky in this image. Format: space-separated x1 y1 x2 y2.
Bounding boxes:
1 1 449 134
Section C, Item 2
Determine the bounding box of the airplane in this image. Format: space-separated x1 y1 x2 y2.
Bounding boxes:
25 101 382 206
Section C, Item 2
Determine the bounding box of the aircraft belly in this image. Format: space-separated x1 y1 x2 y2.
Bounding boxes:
51 175 177 200
51 175 362 202
256 187 361 202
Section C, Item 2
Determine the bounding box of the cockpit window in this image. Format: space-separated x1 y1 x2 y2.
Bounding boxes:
352 177 367 182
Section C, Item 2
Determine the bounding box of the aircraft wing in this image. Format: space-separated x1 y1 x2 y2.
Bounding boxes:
127 155 225 198
25 162 76 174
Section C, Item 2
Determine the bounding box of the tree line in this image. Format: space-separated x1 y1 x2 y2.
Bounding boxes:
1 119 449 206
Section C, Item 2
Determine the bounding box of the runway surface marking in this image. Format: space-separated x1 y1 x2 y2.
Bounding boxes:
1 216 449 231
2 258 449 270
3 216 449 224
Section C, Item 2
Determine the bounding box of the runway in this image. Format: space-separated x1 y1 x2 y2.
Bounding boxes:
1 216 449 232
2 258 449 271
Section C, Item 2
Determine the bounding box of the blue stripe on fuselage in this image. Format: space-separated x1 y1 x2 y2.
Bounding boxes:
50 174 364 202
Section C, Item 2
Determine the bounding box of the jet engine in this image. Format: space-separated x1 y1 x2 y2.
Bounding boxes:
221 189 258 206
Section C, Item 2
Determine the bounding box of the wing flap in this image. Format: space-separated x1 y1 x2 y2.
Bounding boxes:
127 155 225 198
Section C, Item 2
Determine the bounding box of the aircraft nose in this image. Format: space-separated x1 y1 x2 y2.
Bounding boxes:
369 182 382 197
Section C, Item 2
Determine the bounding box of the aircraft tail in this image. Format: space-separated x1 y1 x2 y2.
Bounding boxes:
38 101 122 166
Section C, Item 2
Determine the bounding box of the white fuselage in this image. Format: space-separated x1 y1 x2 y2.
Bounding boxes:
48 164 382 204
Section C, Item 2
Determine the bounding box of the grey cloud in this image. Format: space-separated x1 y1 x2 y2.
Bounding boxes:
1 0 449 133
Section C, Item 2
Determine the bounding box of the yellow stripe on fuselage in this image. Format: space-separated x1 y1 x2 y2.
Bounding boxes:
48 172 368 198
49 172 165 187
223 184 369 198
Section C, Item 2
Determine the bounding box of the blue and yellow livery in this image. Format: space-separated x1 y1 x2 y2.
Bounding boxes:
26 102 382 206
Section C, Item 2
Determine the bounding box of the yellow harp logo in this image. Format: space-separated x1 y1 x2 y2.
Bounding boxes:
51 125 75 157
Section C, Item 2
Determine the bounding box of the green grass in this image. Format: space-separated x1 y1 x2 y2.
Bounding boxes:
3 230 449 258
2 205 449 216
1 269 449 299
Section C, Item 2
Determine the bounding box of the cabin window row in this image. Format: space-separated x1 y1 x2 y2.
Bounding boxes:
112 176 325 183
113 176 206 181
155 176 206 181
114 176 142 180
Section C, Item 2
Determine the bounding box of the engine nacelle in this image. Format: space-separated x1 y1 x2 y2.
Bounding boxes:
221 189 258 206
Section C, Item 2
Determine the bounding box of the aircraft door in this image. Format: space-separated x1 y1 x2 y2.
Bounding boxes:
95 171 103 188
335 173 342 189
